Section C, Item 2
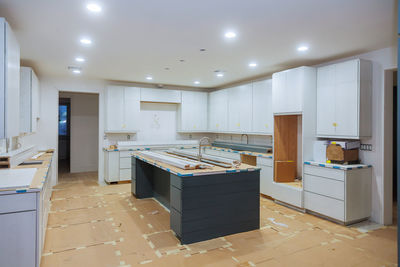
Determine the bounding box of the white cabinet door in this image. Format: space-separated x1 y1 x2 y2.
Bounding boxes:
180 91 208 131
19 67 32 133
285 69 303 113
0 211 36 267
208 89 228 131
252 79 273 134
140 88 182 103
272 71 285 114
228 84 252 132
105 151 119 182
31 70 39 132
316 65 336 136
106 86 124 131
124 87 141 131
335 81 358 137
334 61 359 137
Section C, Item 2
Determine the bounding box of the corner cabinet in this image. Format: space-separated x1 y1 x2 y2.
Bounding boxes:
104 150 133 183
20 67 40 134
316 59 372 139
0 18 20 139
178 91 208 132
252 79 273 134
272 67 316 114
208 89 228 132
105 86 140 132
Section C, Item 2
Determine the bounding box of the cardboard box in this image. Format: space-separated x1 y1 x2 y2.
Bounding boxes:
326 144 359 163
274 161 296 182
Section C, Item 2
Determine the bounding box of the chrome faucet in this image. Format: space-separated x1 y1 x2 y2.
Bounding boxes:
241 134 249 145
198 137 211 161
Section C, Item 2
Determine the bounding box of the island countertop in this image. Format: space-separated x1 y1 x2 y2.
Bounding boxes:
132 151 260 177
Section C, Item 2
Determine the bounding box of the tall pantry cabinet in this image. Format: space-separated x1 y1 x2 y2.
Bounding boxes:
0 18 20 139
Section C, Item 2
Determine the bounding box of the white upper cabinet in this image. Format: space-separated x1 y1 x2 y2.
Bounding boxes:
316 59 372 139
140 88 181 103
20 67 40 134
272 66 316 114
208 89 228 132
0 18 20 139
252 79 273 134
105 86 140 132
178 91 208 132
228 84 252 132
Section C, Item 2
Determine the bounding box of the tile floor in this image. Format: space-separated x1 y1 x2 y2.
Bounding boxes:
40 171 397 267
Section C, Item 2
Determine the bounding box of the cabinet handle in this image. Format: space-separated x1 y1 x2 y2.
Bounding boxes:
332 122 337 127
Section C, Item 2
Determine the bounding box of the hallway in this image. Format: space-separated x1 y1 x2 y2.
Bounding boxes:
41 172 397 267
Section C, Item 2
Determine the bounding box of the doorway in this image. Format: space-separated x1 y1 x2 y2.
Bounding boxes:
58 98 71 173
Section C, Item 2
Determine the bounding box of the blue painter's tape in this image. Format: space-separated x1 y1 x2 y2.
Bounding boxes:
304 162 311 165
318 164 325 167
145 148 150 150
226 170 237 173
166 168 170 172
368 165 372 168
178 173 193 177
114 149 118 151
357 166 363 169
347 167 353 170
233 151 239 153
333 166 340 169
16 189 27 193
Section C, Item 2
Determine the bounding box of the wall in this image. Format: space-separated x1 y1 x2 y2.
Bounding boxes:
59 92 99 173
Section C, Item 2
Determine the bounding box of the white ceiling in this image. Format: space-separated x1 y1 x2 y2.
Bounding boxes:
0 0 396 88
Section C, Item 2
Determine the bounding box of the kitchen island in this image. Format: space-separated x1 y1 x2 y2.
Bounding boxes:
131 152 260 244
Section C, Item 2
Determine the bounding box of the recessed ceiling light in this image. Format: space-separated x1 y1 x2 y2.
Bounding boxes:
194 81 200 85
80 38 92 45
224 31 237 38
75 57 85 62
72 69 81 74
216 73 224 77
248 62 257 68
86 3 102 13
297 45 309 52
200 48 206 52
146 76 153 80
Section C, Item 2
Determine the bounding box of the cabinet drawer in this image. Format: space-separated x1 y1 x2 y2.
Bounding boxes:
119 168 131 180
120 157 131 169
257 157 273 167
304 192 344 221
303 165 344 181
0 193 37 214
120 151 133 158
304 174 344 200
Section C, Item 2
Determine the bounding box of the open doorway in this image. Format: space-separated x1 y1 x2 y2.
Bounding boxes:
58 92 99 179
58 98 71 173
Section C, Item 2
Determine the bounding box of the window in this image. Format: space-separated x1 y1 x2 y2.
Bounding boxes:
59 104 68 136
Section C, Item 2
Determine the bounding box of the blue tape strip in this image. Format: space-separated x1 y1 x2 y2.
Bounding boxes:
318 164 325 167
304 162 311 165
16 189 27 193
333 166 340 169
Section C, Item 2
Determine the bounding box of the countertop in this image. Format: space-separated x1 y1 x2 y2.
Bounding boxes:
133 152 260 177
207 146 273 159
0 151 54 193
304 161 372 170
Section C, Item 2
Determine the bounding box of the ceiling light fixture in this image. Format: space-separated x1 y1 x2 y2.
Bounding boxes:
72 69 81 74
75 57 85 62
248 62 257 68
297 45 309 52
80 38 92 45
194 81 200 85
146 76 153 80
224 31 237 38
216 73 224 77
86 3 102 13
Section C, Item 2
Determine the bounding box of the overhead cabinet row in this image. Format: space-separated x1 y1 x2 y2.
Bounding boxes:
105 58 371 138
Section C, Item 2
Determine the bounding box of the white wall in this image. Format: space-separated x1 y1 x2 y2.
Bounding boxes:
59 92 99 173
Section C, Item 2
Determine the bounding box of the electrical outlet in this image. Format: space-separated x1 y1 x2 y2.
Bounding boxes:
360 144 373 151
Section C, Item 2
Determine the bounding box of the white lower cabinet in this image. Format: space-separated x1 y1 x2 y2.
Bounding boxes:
0 154 53 267
104 150 133 183
303 164 371 224
257 157 273 196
